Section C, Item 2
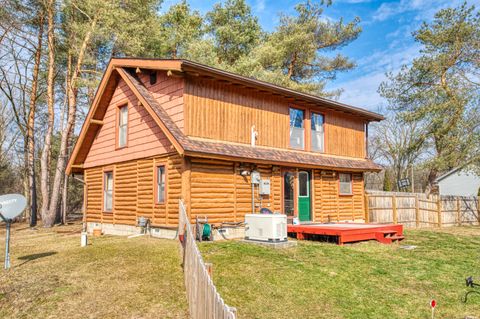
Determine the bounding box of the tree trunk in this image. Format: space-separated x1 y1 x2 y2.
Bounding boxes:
27 14 44 227
40 0 55 221
61 172 68 224
287 52 298 80
46 17 97 227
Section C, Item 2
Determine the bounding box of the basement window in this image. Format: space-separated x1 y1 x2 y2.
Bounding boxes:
339 173 352 195
156 165 166 203
104 171 113 212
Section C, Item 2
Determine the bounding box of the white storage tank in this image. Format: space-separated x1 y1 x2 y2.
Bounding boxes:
245 214 287 242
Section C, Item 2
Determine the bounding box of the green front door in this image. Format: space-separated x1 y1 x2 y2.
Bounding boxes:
298 171 311 222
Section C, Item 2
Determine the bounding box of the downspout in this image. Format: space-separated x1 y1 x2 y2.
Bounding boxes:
72 173 87 234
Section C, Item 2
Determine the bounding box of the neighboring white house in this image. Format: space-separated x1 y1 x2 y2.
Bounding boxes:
434 165 480 196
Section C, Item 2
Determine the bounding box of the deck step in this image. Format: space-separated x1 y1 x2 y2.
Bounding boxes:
376 234 405 244
376 230 397 235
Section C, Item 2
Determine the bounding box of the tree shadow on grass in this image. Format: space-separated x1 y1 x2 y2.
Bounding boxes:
17 251 57 267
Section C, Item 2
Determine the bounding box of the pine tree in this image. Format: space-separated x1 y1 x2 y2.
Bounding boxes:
206 0 261 65
379 3 480 185
236 0 361 97
157 0 203 59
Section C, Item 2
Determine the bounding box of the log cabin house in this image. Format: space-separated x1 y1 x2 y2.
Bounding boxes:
67 58 383 237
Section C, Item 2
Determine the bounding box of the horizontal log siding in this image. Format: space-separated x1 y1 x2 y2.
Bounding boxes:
312 171 364 222
84 78 174 168
85 167 103 223
190 159 283 223
85 157 365 227
184 77 366 158
190 160 363 224
190 159 236 223
84 154 182 227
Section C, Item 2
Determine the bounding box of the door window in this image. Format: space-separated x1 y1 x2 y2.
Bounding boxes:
298 171 309 197
283 172 295 216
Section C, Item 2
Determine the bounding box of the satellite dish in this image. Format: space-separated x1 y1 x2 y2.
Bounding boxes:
0 194 27 221
0 194 27 270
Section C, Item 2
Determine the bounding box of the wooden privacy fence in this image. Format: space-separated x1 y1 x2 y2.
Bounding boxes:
366 191 480 228
178 200 237 319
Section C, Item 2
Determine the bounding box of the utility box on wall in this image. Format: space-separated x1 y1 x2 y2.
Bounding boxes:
259 179 270 195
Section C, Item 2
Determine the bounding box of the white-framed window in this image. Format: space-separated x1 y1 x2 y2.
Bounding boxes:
339 173 352 195
289 108 304 149
156 165 166 203
311 113 324 152
104 171 113 212
365 122 369 158
118 105 128 148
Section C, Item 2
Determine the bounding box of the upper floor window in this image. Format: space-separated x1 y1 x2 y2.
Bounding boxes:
104 171 113 212
339 173 352 195
289 108 304 149
156 165 166 203
311 113 324 152
118 105 128 148
365 122 369 158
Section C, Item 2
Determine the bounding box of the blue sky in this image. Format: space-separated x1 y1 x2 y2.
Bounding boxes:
161 0 479 111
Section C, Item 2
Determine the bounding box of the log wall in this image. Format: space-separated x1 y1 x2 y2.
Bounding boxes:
189 159 364 224
84 153 182 227
312 171 364 222
85 156 365 227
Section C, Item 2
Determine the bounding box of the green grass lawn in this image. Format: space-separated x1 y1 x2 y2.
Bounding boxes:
200 227 480 319
0 223 188 319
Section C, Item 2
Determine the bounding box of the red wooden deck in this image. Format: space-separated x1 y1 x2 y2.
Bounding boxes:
287 223 404 245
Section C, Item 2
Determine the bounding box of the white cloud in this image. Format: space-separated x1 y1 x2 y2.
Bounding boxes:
373 0 467 21
254 0 266 13
330 44 420 110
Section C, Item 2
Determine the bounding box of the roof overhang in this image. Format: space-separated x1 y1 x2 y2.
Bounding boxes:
109 58 384 122
67 58 384 175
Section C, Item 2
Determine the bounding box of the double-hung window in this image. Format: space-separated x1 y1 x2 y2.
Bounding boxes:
339 173 352 195
156 166 166 203
118 105 128 148
289 108 304 149
311 113 324 152
104 172 113 212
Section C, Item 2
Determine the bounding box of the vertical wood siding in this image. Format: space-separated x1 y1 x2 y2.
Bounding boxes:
84 78 174 168
184 77 366 158
325 113 365 158
184 78 289 149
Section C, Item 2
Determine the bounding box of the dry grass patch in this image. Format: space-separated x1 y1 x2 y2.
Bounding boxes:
0 223 188 319
200 227 480 319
